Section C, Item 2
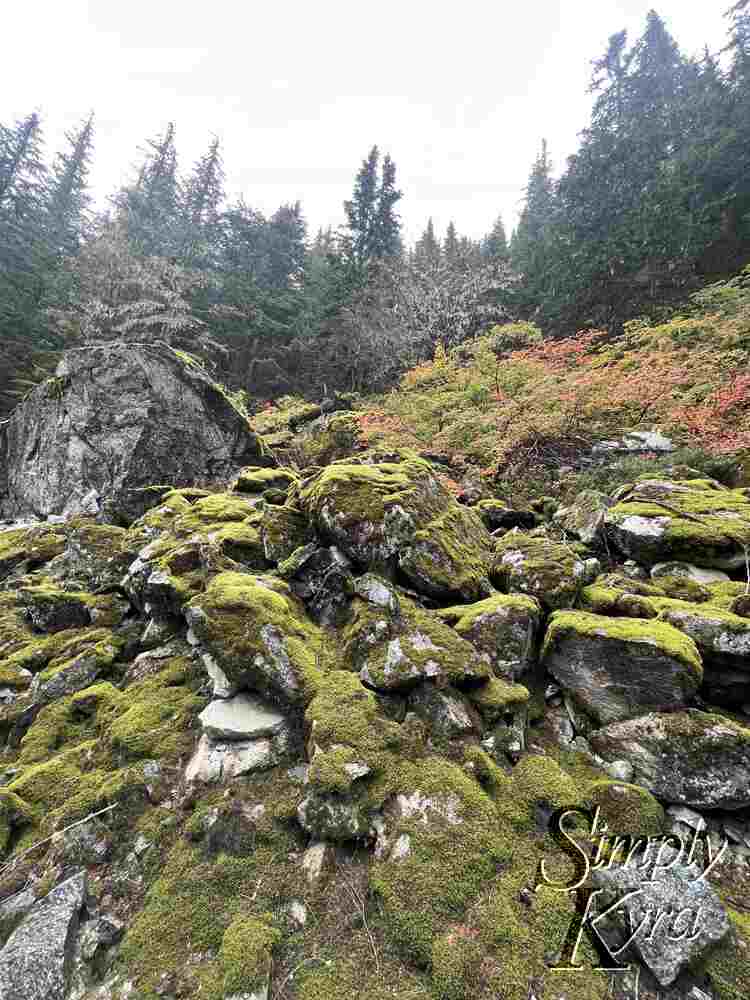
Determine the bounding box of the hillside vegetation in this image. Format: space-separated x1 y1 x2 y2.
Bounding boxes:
322 267 750 503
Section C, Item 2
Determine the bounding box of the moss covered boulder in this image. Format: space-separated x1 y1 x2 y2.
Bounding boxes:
542 611 702 727
590 710 750 810
185 571 332 706
122 491 268 616
343 576 490 692
656 602 750 672
438 593 541 682
605 478 750 570
584 779 665 836
492 529 587 610
298 671 410 840
299 451 493 600
0 524 66 583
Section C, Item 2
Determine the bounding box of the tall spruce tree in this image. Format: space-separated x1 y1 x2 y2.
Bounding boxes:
343 145 402 268
481 214 509 260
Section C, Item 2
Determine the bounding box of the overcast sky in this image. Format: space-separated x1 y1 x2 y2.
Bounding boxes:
3 2 731 246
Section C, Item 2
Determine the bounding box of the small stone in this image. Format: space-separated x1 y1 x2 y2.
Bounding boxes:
288 900 307 928
198 694 287 742
603 760 634 783
301 841 334 884
666 806 706 832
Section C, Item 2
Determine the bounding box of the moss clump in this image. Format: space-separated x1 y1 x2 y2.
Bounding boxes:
508 754 581 828
343 585 490 692
0 526 66 580
541 610 703 679
369 757 512 967
699 908 750 1000
299 451 492 600
220 914 280 995
492 530 586 610
578 582 659 618
259 503 313 564
233 465 298 494
585 780 665 836
186 571 332 706
439 593 540 682
108 656 202 760
0 788 32 854
467 677 529 723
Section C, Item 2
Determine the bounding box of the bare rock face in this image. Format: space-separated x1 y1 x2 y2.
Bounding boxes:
0 342 273 524
0 870 87 1000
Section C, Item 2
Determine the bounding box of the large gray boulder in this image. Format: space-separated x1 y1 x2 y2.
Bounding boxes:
590 710 750 810
541 611 702 727
0 342 272 523
0 871 87 1000
590 862 729 987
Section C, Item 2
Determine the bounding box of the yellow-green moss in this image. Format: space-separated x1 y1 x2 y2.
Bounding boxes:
585 780 665 836
0 788 32 854
220 915 281 994
186 571 334 705
698 908 750 1000
233 466 298 494
542 610 703 679
467 678 529 721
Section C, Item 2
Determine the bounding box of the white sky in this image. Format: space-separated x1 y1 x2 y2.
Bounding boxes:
3 2 731 245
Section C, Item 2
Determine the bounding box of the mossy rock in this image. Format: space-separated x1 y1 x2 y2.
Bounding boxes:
18 583 94 633
655 601 750 672
589 710 750 810
492 529 586 610
185 571 333 706
369 757 512 967
438 593 541 682
220 914 280 995
233 465 299 494
0 788 32 855
541 610 702 727
299 451 493 601
343 578 490 692
259 503 313 564
605 479 750 570
584 779 665 837
0 525 66 582
466 677 529 724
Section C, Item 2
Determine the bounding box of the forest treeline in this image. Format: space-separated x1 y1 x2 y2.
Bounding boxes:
0 4 748 415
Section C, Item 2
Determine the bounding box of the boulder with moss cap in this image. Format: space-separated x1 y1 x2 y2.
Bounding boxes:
184 572 333 707
590 710 750 810
605 478 750 570
299 450 493 601
541 611 702 727
438 593 541 681
342 576 490 692
492 529 587 610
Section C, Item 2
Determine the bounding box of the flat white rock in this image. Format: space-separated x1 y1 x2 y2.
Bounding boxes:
199 694 286 741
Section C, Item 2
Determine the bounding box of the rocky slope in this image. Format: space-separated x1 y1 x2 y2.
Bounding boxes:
0 346 749 1000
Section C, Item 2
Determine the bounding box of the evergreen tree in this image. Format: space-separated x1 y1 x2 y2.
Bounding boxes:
343 145 402 267
511 140 556 312
182 135 224 268
116 123 180 256
414 218 441 263
45 114 94 259
444 221 459 260
481 214 509 260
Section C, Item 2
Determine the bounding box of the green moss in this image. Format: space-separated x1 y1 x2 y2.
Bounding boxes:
186 571 334 706
220 915 280 994
259 504 313 564
578 583 659 618
0 788 32 854
508 754 581 827
367 757 512 967
542 610 703 679
467 678 529 722
699 908 750 1000
492 531 585 610
233 466 298 494
0 525 66 578
342 588 490 691
108 656 202 760
585 780 665 836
